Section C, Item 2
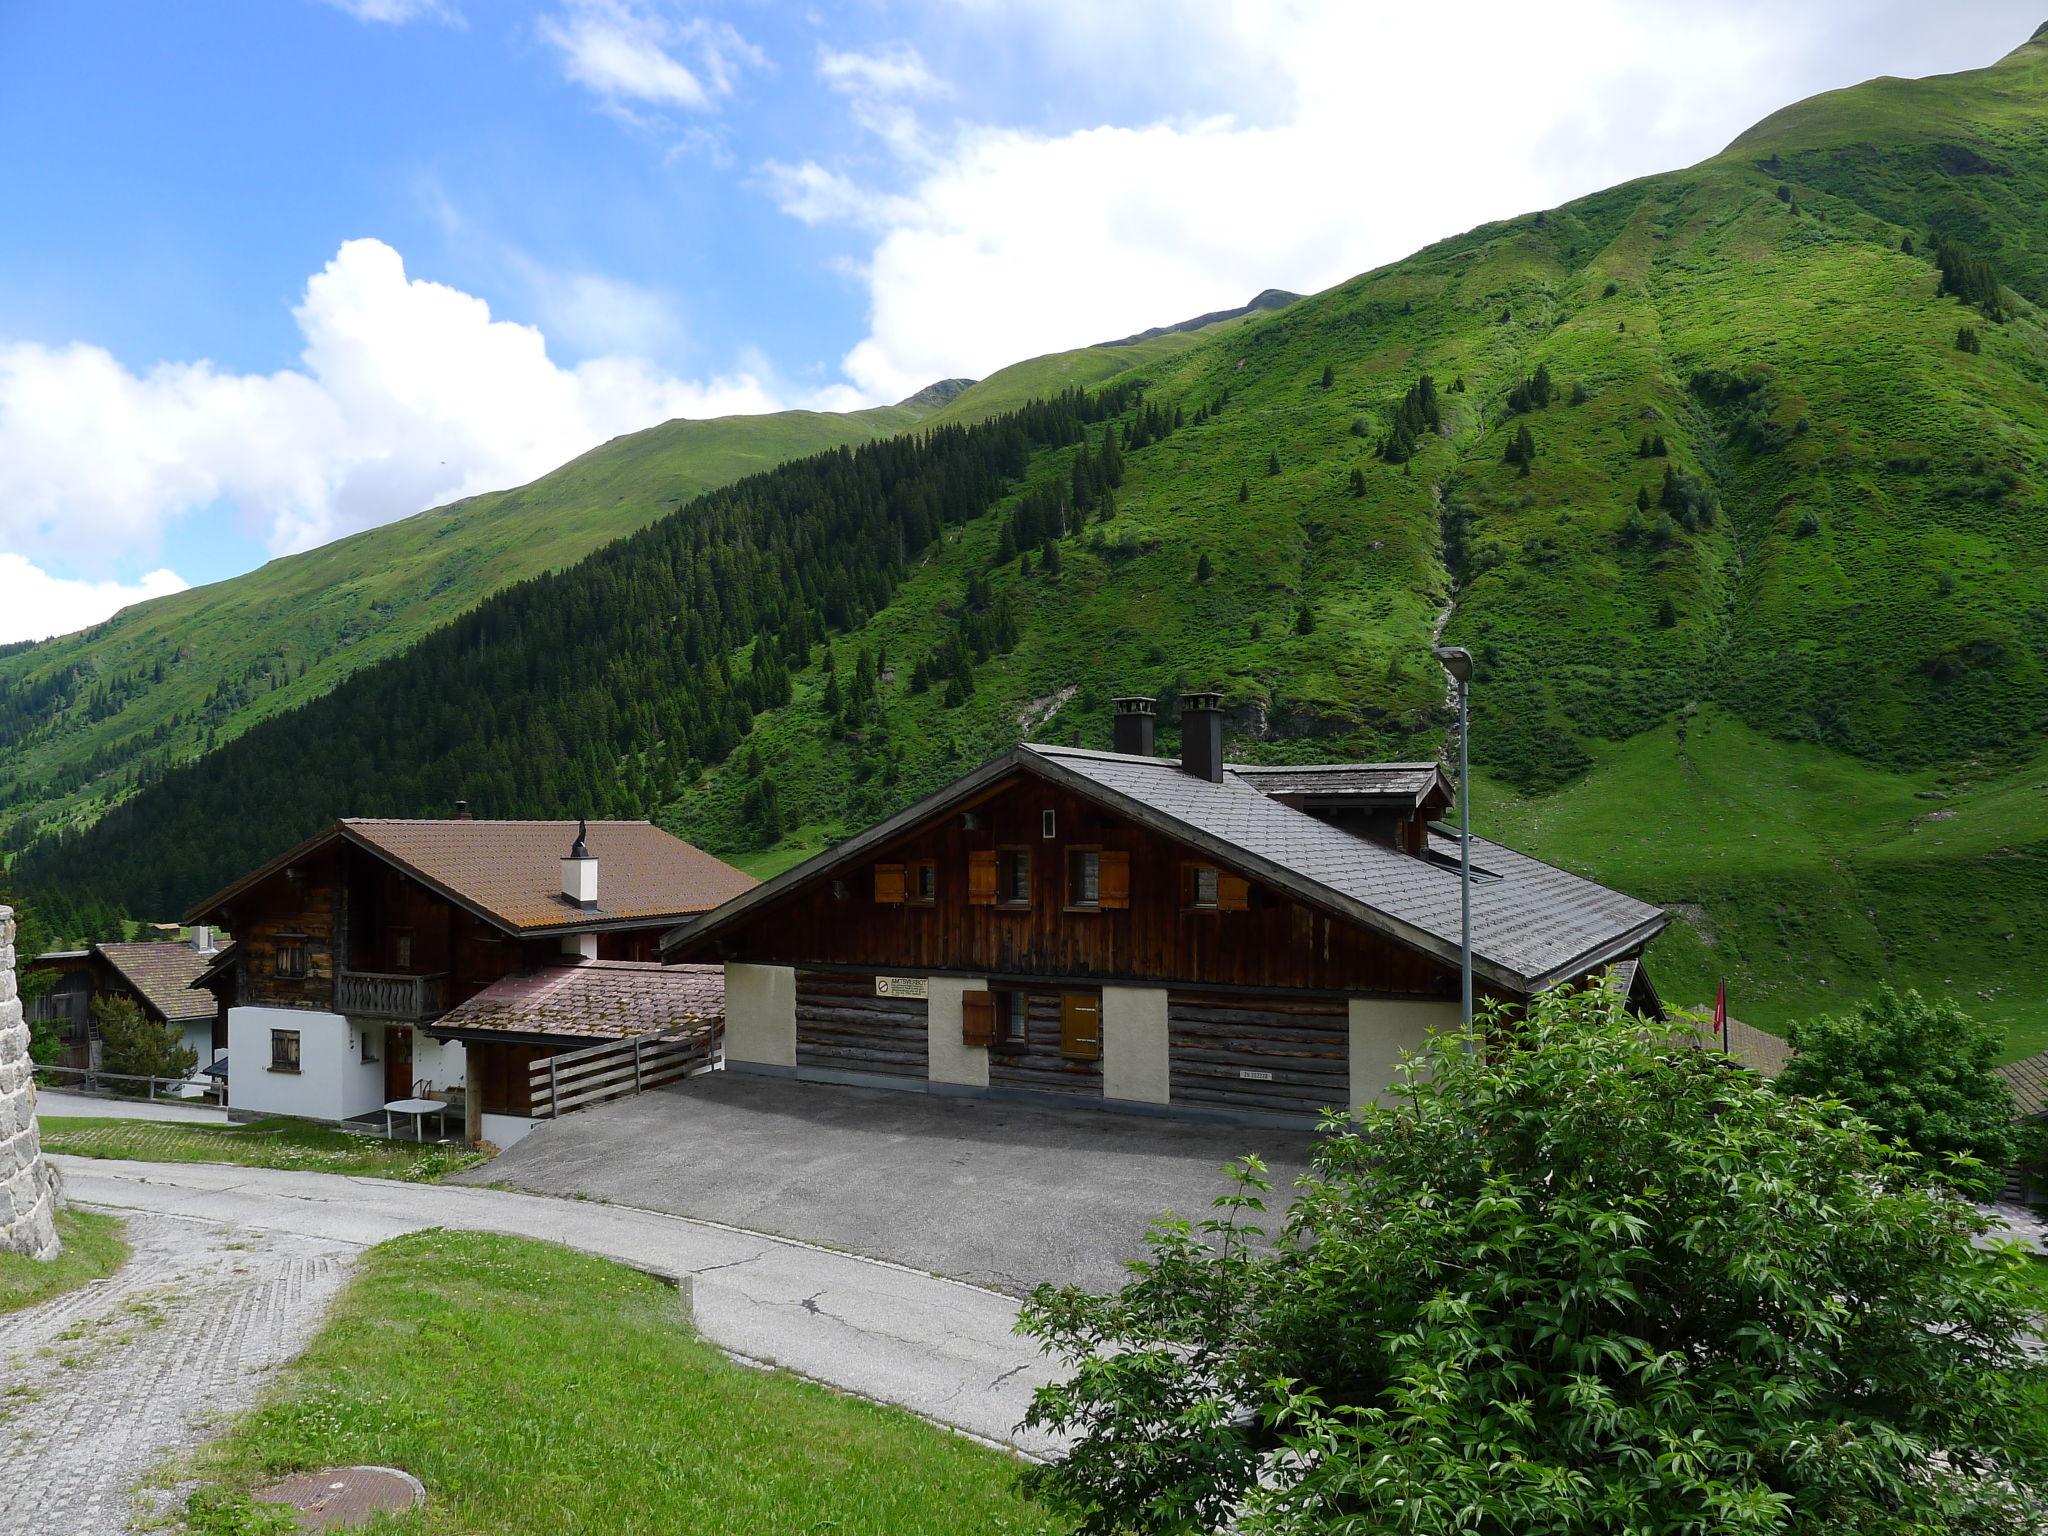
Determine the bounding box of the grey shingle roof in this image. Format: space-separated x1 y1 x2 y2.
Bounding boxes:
668 742 1666 994
1229 762 1447 803
2000 1050 2048 1120
1026 746 1664 991
95 941 219 1025
430 961 723 1043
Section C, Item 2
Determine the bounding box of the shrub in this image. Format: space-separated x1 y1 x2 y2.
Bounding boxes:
1236 480 1249 504
1793 508 1822 537
93 994 198 1081
1347 466 1366 497
1777 986 2023 1194
1194 551 1213 583
1318 362 1334 389
1656 595 1678 627
1957 325 1982 353
1293 602 1315 635
1602 279 1618 297
1021 987 2048 1536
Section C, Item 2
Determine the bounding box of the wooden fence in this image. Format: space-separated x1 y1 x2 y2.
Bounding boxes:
528 1025 719 1120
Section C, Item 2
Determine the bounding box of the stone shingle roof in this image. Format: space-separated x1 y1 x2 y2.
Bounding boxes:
1028 746 1663 991
430 960 724 1042
2000 1050 2048 1120
667 743 1666 994
1229 762 1448 804
94 942 218 1024
189 819 755 936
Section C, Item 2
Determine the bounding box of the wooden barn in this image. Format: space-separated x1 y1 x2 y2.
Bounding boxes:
184 815 753 1143
664 694 1667 1125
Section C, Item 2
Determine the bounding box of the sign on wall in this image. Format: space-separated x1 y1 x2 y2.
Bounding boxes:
875 976 930 1000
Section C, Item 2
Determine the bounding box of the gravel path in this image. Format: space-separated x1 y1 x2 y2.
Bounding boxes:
0 1212 354 1536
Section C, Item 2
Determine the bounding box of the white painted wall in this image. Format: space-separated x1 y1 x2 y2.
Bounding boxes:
407 1031 467 1098
480 1111 539 1148
923 976 989 1089
1102 986 1170 1104
1348 997 1460 1110
724 963 796 1068
228 1006 383 1122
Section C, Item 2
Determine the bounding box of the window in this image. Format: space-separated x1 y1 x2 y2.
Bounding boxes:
997 849 1031 907
1067 848 1100 907
1183 863 1250 912
274 937 308 979
270 1029 302 1073
908 860 937 904
999 990 1030 1050
393 933 413 969
361 1030 379 1064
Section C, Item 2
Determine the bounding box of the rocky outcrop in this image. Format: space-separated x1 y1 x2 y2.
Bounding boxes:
0 905 62 1260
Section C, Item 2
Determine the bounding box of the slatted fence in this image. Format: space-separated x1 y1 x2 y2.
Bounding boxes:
528 1024 719 1120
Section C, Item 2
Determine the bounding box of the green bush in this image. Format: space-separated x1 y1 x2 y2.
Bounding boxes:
1021 985 2048 1535
1777 985 2023 1193
92 994 197 1081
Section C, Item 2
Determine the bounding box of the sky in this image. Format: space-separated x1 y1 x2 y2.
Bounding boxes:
0 1 2038 643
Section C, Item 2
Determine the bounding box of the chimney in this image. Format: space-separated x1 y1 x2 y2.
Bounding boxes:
190 925 214 954
1111 696 1156 756
1179 692 1225 783
454 798 473 821
561 818 598 909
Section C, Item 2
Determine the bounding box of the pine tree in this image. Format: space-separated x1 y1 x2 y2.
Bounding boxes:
1294 602 1316 635
1506 424 1536 474
1636 484 1652 513
1238 480 1250 503
1320 362 1335 389
1656 596 1678 627
1266 450 1282 477
1349 466 1367 497
1957 326 1982 354
1196 551 1214 582
1041 540 1062 576
1099 421 1123 487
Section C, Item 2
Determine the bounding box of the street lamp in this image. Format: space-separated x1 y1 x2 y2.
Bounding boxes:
1432 645 1475 1034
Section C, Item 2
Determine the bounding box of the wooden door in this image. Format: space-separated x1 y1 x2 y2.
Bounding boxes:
384 1027 413 1100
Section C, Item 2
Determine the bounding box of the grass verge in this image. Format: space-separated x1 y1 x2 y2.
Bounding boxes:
38 1117 486 1183
178 1229 1056 1536
0 1207 127 1314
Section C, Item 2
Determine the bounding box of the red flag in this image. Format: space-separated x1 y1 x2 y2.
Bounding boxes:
1714 981 1728 1050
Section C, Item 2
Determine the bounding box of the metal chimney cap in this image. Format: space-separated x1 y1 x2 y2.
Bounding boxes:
568 817 591 860
1111 695 1157 716
1181 690 1225 711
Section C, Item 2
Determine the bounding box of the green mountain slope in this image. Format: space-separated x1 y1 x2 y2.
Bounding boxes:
14 28 2048 1053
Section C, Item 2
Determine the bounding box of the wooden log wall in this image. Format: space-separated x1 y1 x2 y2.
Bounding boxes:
683 772 1458 999
794 970 928 1079
989 988 1103 1098
1167 992 1349 1118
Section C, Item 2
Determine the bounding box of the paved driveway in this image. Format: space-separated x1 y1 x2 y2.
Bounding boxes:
465 1073 1318 1295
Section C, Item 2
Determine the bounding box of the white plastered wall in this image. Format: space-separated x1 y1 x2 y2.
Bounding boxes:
1348 996 1461 1110
923 976 989 1088
228 1006 383 1122
724 963 797 1068
1102 986 1170 1104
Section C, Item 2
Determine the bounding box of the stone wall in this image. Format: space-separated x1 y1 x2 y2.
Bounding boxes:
0 905 63 1259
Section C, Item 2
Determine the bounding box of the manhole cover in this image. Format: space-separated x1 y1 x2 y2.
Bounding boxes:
252 1465 425 1530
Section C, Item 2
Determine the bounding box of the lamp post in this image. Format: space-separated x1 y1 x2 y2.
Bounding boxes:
1432 645 1475 1034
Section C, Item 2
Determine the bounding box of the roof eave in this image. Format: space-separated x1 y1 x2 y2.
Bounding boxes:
1521 913 1672 996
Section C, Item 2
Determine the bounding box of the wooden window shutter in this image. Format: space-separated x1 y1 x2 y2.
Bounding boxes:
962 989 995 1047
968 849 998 905
1059 993 1102 1061
874 863 906 905
1097 851 1131 910
1218 872 1251 912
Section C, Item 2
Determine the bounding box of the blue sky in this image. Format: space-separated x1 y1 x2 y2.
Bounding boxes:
0 0 2038 641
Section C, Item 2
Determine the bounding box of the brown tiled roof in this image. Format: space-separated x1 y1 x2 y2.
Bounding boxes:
189 819 755 936
430 960 724 1042
1686 1012 1792 1077
95 942 218 1024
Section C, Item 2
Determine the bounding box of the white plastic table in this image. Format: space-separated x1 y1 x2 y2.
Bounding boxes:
383 1097 445 1142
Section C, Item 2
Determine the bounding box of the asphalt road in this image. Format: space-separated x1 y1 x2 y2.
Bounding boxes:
465 1072 1317 1295
58 1156 1069 1457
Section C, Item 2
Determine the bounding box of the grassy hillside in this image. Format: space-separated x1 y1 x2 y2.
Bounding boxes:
671 28 2048 1046
16 28 2048 1053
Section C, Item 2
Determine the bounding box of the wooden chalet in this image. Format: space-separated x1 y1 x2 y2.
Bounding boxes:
184 814 754 1143
25 935 225 1077
665 694 1667 1125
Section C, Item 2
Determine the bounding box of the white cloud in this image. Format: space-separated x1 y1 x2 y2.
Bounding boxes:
779 0 2038 402
0 557 188 645
541 1 764 114
0 238 822 609
318 0 459 24
817 43 948 100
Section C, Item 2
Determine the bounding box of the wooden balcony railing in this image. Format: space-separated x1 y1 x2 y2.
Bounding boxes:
335 970 448 1022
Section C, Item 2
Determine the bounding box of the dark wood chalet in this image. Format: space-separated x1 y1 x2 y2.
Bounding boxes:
666 694 1667 1125
184 815 754 1143
25 936 225 1077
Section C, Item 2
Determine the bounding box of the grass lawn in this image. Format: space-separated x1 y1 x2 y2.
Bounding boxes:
179 1229 1057 1536
0 1207 127 1315
37 1116 486 1183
